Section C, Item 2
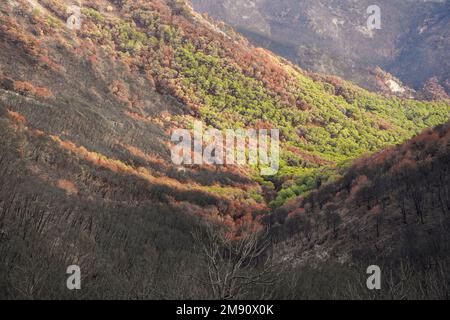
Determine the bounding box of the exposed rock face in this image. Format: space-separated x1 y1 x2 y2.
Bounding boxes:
192 0 450 94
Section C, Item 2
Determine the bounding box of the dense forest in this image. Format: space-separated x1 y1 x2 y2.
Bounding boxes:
0 0 449 299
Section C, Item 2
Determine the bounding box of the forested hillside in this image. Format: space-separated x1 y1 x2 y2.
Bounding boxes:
0 0 449 299
267 122 450 298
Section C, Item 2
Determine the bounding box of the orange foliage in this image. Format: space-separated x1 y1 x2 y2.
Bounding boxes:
287 145 333 165
287 207 305 219
29 128 45 138
411 129 440 145
50 136 232 200
391 157 416 175
347 175 370 203
122 144 166 167
378 118 393 131
109 80 131 106
38 55 65 73
370 205 382 216
254 120 275 130
124 110 152 124
0 16 45 57
56 179 79 195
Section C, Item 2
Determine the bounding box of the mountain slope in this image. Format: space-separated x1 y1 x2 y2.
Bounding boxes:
192 0 450 95
270 122 450 267
0 0 449 299
1 0 448 209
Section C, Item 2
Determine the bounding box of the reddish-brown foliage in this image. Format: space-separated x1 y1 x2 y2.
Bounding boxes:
13 80 54 100
6 110 27 124
109 80 131 106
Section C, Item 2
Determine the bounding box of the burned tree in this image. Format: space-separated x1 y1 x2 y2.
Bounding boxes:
194 222 279 300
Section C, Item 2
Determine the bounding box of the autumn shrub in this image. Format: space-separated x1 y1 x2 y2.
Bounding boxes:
13 80 54 100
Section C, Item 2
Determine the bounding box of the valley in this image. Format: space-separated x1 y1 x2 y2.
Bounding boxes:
192 0 450 97
0 0 449 300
